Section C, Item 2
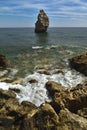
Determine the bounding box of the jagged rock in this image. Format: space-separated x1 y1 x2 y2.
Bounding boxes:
45 81 87 113
1 80 87 129
0 89 37 130
35 10 49 33
77 108 87 119
21 103 59 130
0 89 16 99
58 108 87 130
69 52 87 76
0 54 9 69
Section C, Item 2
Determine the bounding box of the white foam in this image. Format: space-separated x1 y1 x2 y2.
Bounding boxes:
0 69 86 106
0 70 8 77
32 46 43 49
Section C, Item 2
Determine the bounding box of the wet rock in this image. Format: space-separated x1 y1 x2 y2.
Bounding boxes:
45 81 87 113
37 70 50 75
1 79 87 129
28 79 38 84
35 10 49 33
0 77 13 83
45 81 65 97
0 89 16 99
53 70 64 75
0 116 15 127
12 78 23 85
9 88 20 93
0 89 38 130
58 108 87 130
77 108 87 119
0 54 9 69
69 52 87 76
21 103 59 130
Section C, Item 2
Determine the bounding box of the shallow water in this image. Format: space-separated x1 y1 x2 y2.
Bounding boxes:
0 27 87 106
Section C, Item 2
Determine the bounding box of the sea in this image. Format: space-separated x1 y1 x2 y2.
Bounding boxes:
0 27 87 106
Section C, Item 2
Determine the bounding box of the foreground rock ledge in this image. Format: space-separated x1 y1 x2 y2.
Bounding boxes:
1 80 87 130
69 52 87 76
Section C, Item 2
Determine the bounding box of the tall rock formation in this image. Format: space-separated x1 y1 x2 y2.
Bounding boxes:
35 10 49 33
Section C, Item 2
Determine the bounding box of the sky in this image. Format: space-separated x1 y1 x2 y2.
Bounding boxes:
0 0 87 27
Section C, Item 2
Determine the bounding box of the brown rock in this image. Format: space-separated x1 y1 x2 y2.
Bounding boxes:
0 77 13 83
35 10 49 33
12 78 23 85
0 54 9 69
0 89 38 130
37 70 50 75
45 81 87 113
58 108 87 130
69 52 87 76
77 108 87 119
0 89 16 99
22 103 59 130
28 79 38 84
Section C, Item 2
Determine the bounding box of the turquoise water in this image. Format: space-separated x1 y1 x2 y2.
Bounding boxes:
0 27 87 76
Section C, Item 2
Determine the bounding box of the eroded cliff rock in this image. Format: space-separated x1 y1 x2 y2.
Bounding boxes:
35 10 49 33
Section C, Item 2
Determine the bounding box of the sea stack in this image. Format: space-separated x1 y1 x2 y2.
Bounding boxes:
35 10 49 33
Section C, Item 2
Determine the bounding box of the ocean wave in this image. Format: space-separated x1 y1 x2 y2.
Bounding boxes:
0 68 86 107
32 46 43 49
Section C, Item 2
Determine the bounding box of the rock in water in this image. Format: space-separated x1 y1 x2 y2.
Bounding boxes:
0 54 9 69
35 10 49 33
69 52 87 76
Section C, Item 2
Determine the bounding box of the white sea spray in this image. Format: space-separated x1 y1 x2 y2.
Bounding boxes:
0 69 86 106
32 46 43 49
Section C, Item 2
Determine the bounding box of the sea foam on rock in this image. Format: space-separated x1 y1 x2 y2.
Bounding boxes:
1 80 87 130
0 68 86 107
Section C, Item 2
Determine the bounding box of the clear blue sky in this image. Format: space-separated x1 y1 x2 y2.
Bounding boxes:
0 0 87 27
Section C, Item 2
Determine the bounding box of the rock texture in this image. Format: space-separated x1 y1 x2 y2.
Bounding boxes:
69 52 87 76
1 80 87 130
35 10 49 33
0 54 9 69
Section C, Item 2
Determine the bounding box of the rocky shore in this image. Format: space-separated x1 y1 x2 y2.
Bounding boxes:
0 52 87 130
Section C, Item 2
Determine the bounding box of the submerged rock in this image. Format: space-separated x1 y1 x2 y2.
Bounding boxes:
35 10 49 33
69 52 87 76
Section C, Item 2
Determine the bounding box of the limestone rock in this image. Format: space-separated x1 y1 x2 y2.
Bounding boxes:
12 78 23 85
0 54 9 69
1 80 87 129
0 77 13 83
45 81 87 113
22 103 59 130
35 10 49 33
69 52 87 76
58 109 87 130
